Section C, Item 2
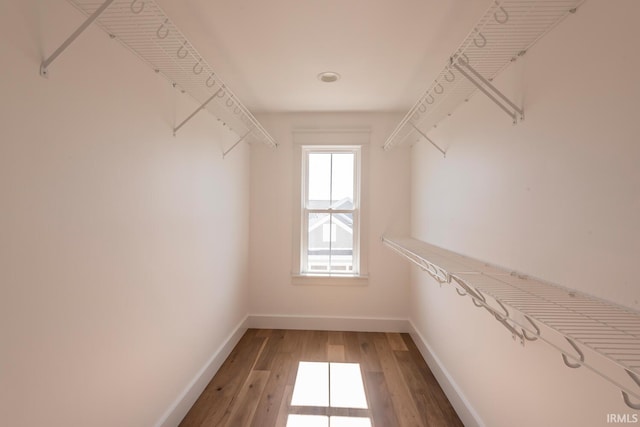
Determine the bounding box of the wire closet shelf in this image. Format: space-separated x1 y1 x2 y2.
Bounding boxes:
382 236 640 410
383 0 586 152
62 0 276 149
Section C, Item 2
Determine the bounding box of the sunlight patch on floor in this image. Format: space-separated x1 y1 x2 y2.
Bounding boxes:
287 361 371 427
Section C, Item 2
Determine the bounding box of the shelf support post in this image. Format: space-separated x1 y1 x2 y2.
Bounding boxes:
40 0 116 77
223 131 251 158
409 123 446 157
452 57 524 124
173 88 223 136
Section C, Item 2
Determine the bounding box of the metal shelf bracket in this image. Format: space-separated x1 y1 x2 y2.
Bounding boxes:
40 0 115 77
452 57 524 124
410 122 446 157
222 131 251 158
174 88 224 136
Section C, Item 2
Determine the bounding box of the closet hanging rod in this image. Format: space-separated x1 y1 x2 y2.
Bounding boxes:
452 56 523 124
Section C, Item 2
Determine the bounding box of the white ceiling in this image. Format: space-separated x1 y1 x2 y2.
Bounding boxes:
155 0 491 113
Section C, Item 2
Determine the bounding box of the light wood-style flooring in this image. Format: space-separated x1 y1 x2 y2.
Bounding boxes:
180 329 463 427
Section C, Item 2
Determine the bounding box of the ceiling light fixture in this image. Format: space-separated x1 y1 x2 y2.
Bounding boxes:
317 71 340 83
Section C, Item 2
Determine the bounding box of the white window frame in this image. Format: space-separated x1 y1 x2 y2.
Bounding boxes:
300 146 361 276
291 129 369 286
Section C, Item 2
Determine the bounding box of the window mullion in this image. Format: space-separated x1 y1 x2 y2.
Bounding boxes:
328 213 333 271
328 154 333 271
306 209 353 214
302 208 308 273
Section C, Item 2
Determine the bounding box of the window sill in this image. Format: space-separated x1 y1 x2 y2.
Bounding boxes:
291 274 369 287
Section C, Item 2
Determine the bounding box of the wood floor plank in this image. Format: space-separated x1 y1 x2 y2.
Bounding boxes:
402 334 453 402
387 332 409 351
357 332 383 373
394 350 456 427
251 352 293 427
224 370 270 427
373 334 424 427
274 385 293 427
328 344 345 362
400 334 464 426
364 371 401 427
343 331 362 363
301 330 328 361
280 329 305 354
179 331 265 427
255 329 287 370
328 330 345 345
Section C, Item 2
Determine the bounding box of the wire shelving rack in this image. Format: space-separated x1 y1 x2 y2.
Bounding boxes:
383 236 640 409
383 0 586 154
41 0 277 152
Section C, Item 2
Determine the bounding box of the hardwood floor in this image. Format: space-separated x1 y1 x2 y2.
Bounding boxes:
180 329 463 427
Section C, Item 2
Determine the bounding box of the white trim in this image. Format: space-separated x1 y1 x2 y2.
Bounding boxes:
291 274 369 286
154 316 249 427
248 314 410 333
291 130 370 280
292 128 371 146
407 320 485 427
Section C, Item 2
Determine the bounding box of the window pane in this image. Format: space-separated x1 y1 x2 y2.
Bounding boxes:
331 153 354 208
308 212 331 272
307 213 353 273
322 223 337 242
308 153 331 209
308 152 355 209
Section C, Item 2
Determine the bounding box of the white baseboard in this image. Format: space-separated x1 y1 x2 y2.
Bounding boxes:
407 320 485 427
247 314 410 332
154 316 250 427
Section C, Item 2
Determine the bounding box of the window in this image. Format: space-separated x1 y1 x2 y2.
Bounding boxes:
301 147 360 276
291 129 369 285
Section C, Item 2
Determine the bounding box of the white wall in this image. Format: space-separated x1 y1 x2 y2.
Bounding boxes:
249 113 411 324
410 1 640 426
0 1 250 426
